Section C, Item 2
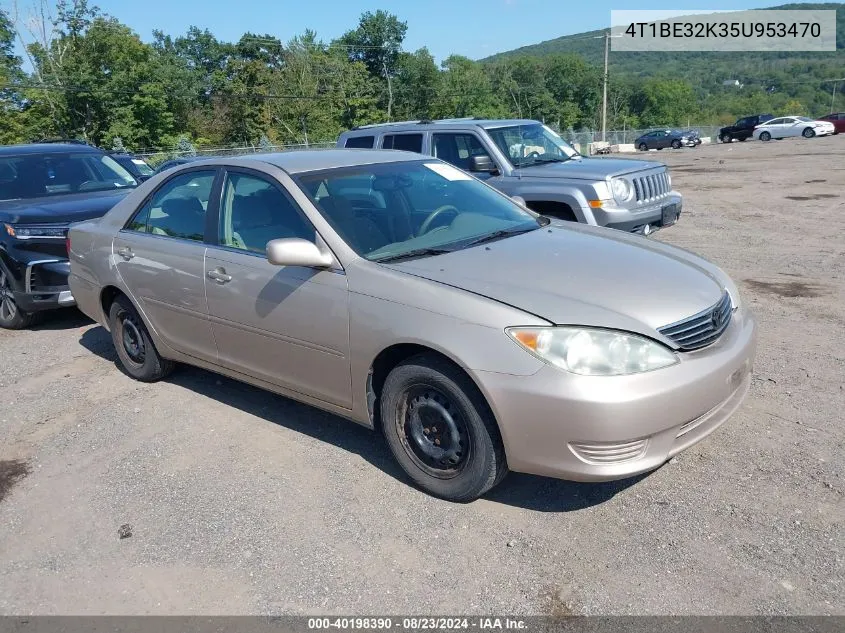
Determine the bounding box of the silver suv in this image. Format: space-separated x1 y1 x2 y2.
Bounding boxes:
337 118 682 235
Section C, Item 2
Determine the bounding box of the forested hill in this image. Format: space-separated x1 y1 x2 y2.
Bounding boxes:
480 4 845 126
483 4 844 67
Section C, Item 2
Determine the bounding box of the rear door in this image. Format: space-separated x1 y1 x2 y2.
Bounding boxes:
203 168 352 408
113 168 220 362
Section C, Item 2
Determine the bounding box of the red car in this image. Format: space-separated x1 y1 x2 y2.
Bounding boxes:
819 113 845 135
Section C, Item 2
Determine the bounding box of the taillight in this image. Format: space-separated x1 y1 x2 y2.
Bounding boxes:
66 235 71 256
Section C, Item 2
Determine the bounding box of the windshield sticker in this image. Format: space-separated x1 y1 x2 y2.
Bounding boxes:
424 163 472 181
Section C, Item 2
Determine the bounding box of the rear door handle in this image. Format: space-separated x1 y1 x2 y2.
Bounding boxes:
116 246 134 260
207 268 232 283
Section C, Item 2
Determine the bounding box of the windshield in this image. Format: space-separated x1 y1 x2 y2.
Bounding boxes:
296 160 542 262
486 123 579 168
0 152 137 201
796 117 815 122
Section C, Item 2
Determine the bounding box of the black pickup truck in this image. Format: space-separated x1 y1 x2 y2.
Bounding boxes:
719 114 773 143
0 143 137 328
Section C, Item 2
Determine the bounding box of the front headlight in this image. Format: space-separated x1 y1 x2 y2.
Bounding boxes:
667 172 672 188
506 326 678 376
4 223 66 239
610 178 633 203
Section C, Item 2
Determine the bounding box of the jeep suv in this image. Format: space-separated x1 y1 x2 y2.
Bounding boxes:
0 143 137 328
719 114 774 143
337 119 682 235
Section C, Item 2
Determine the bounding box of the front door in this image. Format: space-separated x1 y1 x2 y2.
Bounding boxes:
204 169 352 408
113 168 218 362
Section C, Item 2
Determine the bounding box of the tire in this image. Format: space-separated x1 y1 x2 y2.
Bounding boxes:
108 295 174 382
759 131 771 142
638 143 648 151
380 353 507 502
0 268 37 330
802 127 815 138
721 133 732 143
671 139 681 149
739 137 746 142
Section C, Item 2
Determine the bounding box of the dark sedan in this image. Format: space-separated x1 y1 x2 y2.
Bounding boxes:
109 153 155 182
154 155 207 173
0 143 136 328
635 129 700 151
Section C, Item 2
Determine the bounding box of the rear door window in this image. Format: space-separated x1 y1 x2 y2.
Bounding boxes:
126 170 216 241
345 136 375 149
381 134 424 153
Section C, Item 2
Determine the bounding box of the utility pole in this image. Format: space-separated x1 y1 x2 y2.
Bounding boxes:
602 30 609 142
832 81 839 113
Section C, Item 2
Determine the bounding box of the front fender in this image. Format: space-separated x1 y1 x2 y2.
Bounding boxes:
515 186 596 224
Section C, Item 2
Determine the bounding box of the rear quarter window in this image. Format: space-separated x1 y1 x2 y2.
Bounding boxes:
345 136 375 149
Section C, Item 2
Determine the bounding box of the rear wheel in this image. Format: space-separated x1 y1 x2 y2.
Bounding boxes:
109 295 174 382
0 269 36 330
380 354 507 502
759 131 771 142
671 139 682 149
721 133 732 143
802 127 815 138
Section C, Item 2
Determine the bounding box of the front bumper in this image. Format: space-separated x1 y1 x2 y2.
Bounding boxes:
474 307 757 482
598 194 683 234
11 259 75 312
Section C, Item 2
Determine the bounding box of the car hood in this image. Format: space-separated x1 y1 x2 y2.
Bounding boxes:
384 224 725 336
0 189 132 224
517 157 664 180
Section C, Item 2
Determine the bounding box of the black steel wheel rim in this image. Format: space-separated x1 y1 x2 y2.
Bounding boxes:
120 312 146 365
0 271 17 322
397 385 470 479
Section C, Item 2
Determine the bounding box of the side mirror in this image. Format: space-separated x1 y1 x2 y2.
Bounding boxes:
469 154 498 174
266 238 334 268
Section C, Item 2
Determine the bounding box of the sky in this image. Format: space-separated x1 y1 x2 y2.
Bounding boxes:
4 0 829 63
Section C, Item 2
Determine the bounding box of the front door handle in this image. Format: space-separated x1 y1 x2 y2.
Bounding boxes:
207 268 232 283
116 246 134 260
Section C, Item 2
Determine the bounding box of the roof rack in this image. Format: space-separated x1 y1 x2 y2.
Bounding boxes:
352 117 485 131
31 138 93 146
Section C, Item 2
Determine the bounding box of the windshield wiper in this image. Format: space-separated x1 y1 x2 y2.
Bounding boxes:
371 247 453 263
461 225 538 249
530 155 570 164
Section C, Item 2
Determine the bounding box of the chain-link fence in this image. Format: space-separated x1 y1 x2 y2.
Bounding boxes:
562 126 722 147
135 126 725 165
560 125 719 147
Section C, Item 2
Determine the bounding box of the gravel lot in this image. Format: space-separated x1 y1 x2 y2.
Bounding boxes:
0 137 843 616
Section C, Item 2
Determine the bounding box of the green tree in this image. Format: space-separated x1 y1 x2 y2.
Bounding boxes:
337 11 407 119
394 48 440 120
632 79 699 127
0 9 26 143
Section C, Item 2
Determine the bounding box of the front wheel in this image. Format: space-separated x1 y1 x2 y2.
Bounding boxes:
759 131 771 142
0 269 37 330
109 295 174 382
802 127 815 138
638 143 648 151
721 133 732 143
380 354 507 502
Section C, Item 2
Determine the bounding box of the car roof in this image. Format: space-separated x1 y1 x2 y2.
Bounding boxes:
189 149 426 174
0 143 103 156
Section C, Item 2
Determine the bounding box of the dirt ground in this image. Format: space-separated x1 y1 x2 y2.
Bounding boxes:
0 136 843 616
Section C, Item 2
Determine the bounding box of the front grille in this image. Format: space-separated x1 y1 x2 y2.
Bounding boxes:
569 438 648 464
659 292 733 351
633 170 670 203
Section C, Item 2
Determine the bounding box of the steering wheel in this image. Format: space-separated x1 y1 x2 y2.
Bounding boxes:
417 205 459 236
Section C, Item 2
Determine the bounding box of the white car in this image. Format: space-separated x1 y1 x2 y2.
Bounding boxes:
752 116 836 141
